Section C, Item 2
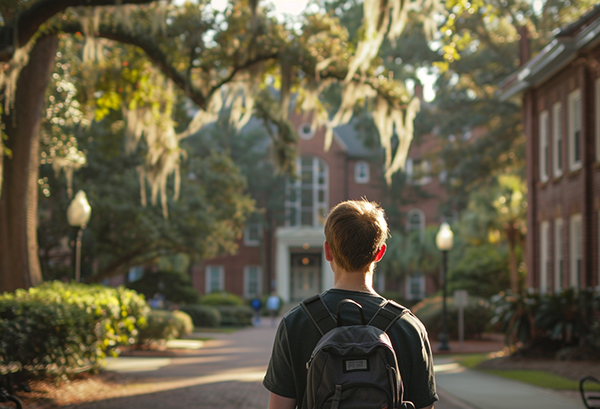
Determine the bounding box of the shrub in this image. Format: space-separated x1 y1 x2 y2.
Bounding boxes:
216 306 253 326
137 310 194 344
127 270 201 305
412 296 492 340
0 281 148 389
200 292 245 307
179 305 220 328
490 291 541 347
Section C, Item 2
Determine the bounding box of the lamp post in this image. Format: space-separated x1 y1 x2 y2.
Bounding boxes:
436 222 454 351
67 190 92 283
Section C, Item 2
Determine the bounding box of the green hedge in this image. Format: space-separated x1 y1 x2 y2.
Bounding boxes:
179 305 221 328
200 292 245 307
0 281 148 387
137 310 193 344
216 306 253 326
412 296 492 339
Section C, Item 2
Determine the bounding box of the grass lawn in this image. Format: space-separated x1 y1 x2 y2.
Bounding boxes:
450 354 600 392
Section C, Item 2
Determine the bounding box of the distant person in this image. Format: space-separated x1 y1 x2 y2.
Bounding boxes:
150 292 165 309
266 291 281 326
251 297 262 326
263 199 438 409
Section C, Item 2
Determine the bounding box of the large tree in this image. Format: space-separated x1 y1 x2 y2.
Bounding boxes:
0 0 441 292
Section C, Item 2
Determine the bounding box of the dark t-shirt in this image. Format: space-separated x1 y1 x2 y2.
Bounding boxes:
263 289 438 409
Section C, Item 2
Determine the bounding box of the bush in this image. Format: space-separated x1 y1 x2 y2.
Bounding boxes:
127 270 201 305
200 292 245 307
137 310 194 344
0 281 149 389
216 306 253 326
412 296 492 340
179 305 220 328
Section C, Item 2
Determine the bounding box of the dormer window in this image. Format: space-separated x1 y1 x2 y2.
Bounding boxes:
298 123 315 140
354 161 370 184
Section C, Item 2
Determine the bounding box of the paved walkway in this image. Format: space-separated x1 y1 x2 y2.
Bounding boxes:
62 318 584 409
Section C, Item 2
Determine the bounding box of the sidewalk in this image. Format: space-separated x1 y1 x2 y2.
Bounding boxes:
434 356 581 409
85 320 584 409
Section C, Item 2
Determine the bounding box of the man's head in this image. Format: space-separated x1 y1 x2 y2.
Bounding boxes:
324 199 389 273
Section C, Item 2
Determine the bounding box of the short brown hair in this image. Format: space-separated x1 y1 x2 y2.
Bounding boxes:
324 199 389 272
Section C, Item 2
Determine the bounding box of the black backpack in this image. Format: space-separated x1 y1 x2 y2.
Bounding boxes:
300 294 415 409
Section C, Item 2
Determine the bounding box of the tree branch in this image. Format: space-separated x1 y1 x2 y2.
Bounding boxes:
0 0 162 62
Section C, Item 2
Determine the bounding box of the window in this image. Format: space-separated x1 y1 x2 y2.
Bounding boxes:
406 158 432 185
540 221 550 294
596 79 600 161
244 266 262 298
244 223 262 246
569 214 582 290
554 218 563 293
406 209 425 242
568 89 582 171
539 110 549 182
286 156 329 227
354 161 370 184
298 123 315 140
205 265 224 294
552 102 563 177
406 274 425 300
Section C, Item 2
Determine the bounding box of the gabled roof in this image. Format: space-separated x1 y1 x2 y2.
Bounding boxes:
499 5 600 101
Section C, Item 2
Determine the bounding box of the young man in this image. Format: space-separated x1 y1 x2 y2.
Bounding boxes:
263 200 438 409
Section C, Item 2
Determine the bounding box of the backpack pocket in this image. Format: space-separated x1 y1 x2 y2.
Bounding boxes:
319 383 392 409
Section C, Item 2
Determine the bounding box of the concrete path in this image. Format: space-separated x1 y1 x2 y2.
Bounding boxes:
61 319 585 409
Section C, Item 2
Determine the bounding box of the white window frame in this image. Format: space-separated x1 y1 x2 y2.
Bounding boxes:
298 123 315 140
540 221 550 294
554 218 563 293
406 274 425 300
596 78 600 162
568 89 582 171
569 214 582 290
539 110 549 182
285 156 329 227
243 265 262 298
354 161 370 184
243 223 262 247
205 265 224 294
552 102 563 178
406 208 426 242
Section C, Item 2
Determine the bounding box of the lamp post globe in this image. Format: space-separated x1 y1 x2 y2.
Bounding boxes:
436 222 454 351
67 191 91 282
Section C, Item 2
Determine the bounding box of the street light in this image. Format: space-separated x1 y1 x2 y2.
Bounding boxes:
67 190 92 283
436 222 454 351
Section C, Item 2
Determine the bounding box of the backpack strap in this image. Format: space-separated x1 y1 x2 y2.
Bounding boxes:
368 299 410 332
301 294 336 336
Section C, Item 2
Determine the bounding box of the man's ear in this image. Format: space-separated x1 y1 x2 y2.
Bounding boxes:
324 241 334 261
373 244 386 263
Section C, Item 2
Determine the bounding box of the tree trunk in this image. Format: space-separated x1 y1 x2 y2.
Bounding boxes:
0 36 57 292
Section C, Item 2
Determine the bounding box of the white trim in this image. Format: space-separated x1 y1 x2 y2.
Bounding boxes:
354 161 370 184
243 223 262 247
552 102 563 178
243 265 262 298
205 265 224 294
568 89 582 171
405 274 425 300
569 214 582 290
596 78 600 162
540 221 550 294
539 110 549 182
554 218 563 293
274 227 333 302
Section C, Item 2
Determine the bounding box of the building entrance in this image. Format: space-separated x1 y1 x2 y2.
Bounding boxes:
291 253 322 300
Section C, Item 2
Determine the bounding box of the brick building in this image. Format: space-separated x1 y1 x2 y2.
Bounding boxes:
191 101 451 302
500 6 600 292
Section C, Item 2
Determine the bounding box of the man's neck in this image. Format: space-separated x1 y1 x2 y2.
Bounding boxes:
333 267 378 295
